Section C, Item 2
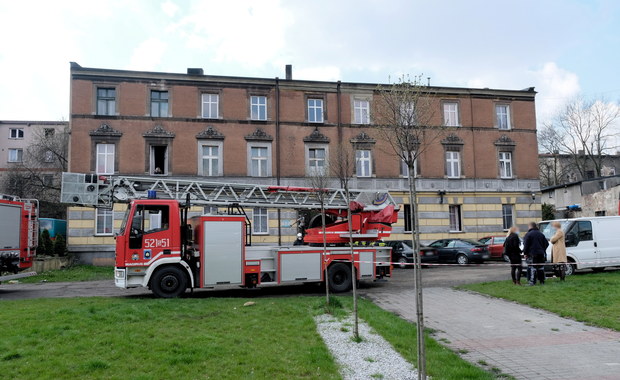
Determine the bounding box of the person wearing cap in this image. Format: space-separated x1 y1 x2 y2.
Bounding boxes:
293 233 304 246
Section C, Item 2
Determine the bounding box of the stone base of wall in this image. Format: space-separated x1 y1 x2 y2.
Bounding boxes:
68 245 115 266
33 257 72 272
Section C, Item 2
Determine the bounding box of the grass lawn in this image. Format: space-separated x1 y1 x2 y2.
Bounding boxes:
0 295 500 380
19 265 113 283
462 271 620 331
0 297 340 380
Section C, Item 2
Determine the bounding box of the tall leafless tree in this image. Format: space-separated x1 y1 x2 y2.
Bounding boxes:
331 142 359 338
305 156 333 305
543 98 620 181
373 75 443 379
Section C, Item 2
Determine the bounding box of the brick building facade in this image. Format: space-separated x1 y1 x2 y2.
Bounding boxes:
67 63 541 263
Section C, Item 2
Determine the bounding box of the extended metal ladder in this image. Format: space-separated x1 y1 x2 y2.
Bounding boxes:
60 173 397 211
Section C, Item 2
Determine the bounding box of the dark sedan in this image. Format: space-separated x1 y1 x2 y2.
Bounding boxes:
427 239 490 265
384 240 439 268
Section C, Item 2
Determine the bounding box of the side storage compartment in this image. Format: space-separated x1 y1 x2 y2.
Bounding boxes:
279 251 322 282
202 220 244 286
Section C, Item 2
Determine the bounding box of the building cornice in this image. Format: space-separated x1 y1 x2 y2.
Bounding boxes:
70 62 536 100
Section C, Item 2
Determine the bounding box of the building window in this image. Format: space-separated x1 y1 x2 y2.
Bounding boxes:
355 149 372 177
44 150 54 163
403 204 413 232
595 210 606 217
400 153 417 178
248 144 271 177
97 88 116 115
8 148 23 163
96 143 115 174
252 208 269 235
307 98 324 123
502 204 514 230
149 145 168 175
306 146 327 175
204 206 219 215
95 208 114 236
43 174 54 186
496 104 511 130
9 128 24 139
353 99 370 124
499 151 513 178
150 90 169 117
202 93 219 119
445 151 461 178
449 205 462 232
199 143 222 176
44 128 55 137
250 95 267 120
399 102 415 125
443 102 459 127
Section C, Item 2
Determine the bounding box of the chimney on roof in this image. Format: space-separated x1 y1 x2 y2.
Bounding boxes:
285 64 292 80
578 150 584 155
187 68 204 76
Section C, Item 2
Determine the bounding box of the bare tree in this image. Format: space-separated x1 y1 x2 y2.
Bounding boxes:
372 75 442 379
305 157 333 305
331 142 359 338
0 124 69 217
545 98 620 180
537 126 573 187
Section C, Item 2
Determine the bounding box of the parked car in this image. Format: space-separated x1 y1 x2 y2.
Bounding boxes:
427 239 490 265
384 240 439 268
478 236 524 261
478 236 507 260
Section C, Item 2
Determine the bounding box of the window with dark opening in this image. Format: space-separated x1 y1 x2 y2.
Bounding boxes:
150 145 168 175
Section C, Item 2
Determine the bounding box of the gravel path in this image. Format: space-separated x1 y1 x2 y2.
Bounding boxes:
315 314 418 380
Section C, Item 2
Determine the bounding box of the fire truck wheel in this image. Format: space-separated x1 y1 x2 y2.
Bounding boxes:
151 266 188 298
328 263 352 293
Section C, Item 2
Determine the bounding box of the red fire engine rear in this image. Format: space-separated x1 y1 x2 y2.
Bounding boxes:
0 195 38 281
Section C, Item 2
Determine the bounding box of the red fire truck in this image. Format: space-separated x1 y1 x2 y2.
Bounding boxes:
0 195 38 283
61 173 398 297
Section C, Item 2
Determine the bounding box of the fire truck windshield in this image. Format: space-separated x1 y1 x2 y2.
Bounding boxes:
119 205 131 235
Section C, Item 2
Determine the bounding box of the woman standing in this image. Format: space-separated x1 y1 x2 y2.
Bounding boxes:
504 226 523 285
550 221 567 281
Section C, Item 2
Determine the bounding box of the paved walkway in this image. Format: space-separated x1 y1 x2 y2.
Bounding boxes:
365 287 620 380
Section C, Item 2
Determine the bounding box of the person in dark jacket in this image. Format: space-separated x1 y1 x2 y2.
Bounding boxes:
503 226 522 285
522 222 549 285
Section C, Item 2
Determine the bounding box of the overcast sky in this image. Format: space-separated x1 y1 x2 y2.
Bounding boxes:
1 0 619 124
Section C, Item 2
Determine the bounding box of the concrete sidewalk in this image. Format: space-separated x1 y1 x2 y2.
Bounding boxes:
365 287 620 380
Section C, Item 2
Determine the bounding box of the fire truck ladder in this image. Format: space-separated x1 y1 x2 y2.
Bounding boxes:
60 173 398 211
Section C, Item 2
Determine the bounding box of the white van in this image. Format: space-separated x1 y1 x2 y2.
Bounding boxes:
538 216 620 276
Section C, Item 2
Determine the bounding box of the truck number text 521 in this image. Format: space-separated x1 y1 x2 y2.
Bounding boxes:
144 238 170 248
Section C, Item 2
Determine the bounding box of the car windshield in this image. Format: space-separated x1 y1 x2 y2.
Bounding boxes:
478 237 491 244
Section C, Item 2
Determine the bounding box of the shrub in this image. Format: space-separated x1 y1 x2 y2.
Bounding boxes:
39 230 54 256
53 235 67 257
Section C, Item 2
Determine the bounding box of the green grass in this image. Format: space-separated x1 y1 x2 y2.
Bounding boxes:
353 298 497 380
0 294 501 380
19 265 113 283
461 271 620 331
0 297 340 380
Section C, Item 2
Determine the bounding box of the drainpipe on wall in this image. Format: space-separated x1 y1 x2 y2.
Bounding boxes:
337 81 342 145
276 77 282 245
468 90 480 236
